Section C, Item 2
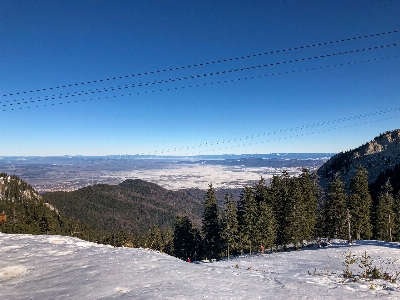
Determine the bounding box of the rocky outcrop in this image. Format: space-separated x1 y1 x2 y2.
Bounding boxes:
0 174 41 203
317 129 400 190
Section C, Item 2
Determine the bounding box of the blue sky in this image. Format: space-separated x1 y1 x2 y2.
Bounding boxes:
0 0 399 156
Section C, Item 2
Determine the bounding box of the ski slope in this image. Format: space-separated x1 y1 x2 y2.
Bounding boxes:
1 233 400 299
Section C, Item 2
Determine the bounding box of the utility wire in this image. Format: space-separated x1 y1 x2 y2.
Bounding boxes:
2 30 398 97
182 115 400 156
155 107 400 155
20 112 400 169
2 44 397 105
13 109 399 168
2 55 397 111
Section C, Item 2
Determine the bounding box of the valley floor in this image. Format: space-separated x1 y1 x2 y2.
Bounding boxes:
1 233 400 299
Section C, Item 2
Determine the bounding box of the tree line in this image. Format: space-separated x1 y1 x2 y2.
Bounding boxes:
171 167 400 261
2 169 400 261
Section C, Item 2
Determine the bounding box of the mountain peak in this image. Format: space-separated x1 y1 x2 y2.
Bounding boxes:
317 129 400 189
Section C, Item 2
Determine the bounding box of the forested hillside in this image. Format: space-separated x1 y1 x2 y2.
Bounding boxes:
369 163 400 205
183 187 242 207
0 173 140 247
43 179 203 235
0 173 66 235
317 129 400 190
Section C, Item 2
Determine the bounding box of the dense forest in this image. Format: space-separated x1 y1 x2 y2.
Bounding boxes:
172 166 400 261
0 174 166 248
42 179 203 235
1 165 400 261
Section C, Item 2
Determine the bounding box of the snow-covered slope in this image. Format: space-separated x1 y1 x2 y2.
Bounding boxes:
1 233 400 299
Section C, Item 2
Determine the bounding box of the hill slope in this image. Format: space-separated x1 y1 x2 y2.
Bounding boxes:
183 187 243 206
43 179 204 235
317 129 400 190
2 233 400 299
0 173 66 235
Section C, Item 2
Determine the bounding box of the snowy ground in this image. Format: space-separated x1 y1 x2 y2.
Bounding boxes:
1 234 400 299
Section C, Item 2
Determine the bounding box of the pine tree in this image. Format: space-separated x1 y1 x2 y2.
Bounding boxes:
348 166 373 240
254 177 269 206
324 174 348 239
173 216 196 260
202 184 222 259
287 177 306 248
162 228 175 256
147 225 164 251
256 201 276 251
375 179 395 242
298 168 318 242
192 227 204 261
393 191 400 242
253 177 276 251
221 194 239 258
269 171 291 247
239 187 258 254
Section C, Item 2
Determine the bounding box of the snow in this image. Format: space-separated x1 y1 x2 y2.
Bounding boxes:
112 164 277 190
1 233 400 299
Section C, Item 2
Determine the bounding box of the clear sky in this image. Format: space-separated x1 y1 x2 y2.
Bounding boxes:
0 0 399 156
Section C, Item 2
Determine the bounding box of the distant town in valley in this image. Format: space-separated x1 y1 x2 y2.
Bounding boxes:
0 153 332 192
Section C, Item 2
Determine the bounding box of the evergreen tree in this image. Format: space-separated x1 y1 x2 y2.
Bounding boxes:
393 191 400 242
173 216 196 260
252 177 276 251
147 225 164 251
239 187 258 254
221 194 239 258
286 177 306 248
254 177 269 206
375 179 395 242
255 201 276 251
269 171 291 247
236 193 245 252
192 227 204 261
161 228 175 256
324 175 348 239
298 168 318 242
348 166 373 240
314 196 326 238
202 184 222 259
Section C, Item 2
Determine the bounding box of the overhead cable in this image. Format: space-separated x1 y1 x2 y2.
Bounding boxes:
2 30 398 97
2 55 397 111
2 44 397 105
156 107 400 155
181 115 400 156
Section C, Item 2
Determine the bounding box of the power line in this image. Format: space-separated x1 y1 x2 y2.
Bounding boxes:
14 111 399 170
3 107 400 170
2 55 397 111
155 107 400 155
181 115 400 156
11 108 398 169
2 44 397 105
2 30 398 97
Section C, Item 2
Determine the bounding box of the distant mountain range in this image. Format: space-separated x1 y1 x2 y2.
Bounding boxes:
0 153 334 161
0 153 332 192
2 129 400 246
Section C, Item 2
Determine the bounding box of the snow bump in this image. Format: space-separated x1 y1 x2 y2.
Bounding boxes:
0 266 28 281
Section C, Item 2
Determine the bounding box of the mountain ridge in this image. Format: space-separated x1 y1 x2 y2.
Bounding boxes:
317 129 400 190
